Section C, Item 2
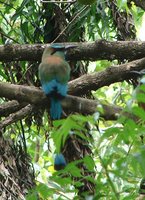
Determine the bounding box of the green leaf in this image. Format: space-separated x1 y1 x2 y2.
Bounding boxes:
20 21 30 42
26 191 38 200
132 106 145 121
66 164 82 177
0 67 8 79
11 0 30 21
83 156 95 171
36 183 53 198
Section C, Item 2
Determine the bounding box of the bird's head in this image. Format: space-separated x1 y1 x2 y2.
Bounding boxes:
50 43 77 54
48 43 65 55
42 43 77 61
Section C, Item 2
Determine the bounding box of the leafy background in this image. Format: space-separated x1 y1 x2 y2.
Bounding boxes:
0 0 145 199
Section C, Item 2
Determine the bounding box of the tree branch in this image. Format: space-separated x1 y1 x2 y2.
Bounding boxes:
1 57 145 120
1 57 144 121
0 82 121 120
0 104 33 129
69 57 145 95
0 100 27 117
1 54 144 127
1 40 145 62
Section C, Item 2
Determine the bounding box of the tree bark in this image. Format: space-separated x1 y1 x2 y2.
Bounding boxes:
69 57 145 95
1 40 145 62
0 82 121 123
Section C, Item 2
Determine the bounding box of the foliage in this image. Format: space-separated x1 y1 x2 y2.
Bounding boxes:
24 95 145 199
0 0 145 199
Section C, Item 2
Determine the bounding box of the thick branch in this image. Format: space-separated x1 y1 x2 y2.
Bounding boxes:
0 57 144 118
0 82 121 120
62 95 121 120
0 58 143 103
1 40 145 62
69 57 145 95
0 57 144 117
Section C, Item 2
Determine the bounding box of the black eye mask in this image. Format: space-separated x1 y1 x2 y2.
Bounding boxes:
50 48 65 55
50 49 57 55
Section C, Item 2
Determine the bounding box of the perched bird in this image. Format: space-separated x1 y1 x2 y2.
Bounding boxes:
39 43 75 120
54 153 67 171
39 43 76 170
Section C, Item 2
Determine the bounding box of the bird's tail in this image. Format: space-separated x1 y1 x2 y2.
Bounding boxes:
50 97 62 120
54 153 67 171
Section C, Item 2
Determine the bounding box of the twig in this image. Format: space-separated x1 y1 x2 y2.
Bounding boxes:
34 138 40 162
0 100 27 117
51 5 89 43
0 104 33 129
97 150 120 200
20 120 27 153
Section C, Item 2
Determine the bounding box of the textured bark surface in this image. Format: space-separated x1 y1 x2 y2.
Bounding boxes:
1 57 145 126
1 40 145 62
0 83 121 125
1 57 145 101
69 57 145 95
0 104 33 129
0 100 27 117
0 135 35 200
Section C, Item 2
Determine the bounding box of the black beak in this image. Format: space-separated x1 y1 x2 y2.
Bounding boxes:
65 45 77 49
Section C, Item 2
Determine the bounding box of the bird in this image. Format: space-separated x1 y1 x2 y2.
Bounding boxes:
39 43 76 170
39 43 75 120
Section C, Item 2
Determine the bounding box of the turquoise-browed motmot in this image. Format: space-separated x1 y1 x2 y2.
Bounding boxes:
38 43 76 170
39 43 74 120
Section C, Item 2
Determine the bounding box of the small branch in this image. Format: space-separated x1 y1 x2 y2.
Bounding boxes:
0 83 46 104
1 40 145 62
63 95 121 120
0 100 27 117
0 104 33 129
52 5 89 43
34 138 40 163
97 150 119 200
